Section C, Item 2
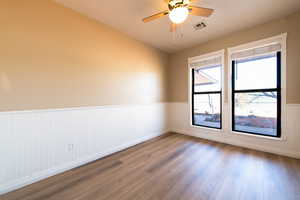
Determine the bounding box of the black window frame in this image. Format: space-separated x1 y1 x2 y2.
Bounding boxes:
231 51 281 138
191 67 222 130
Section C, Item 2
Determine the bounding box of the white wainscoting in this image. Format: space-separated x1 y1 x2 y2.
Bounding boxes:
0 103 168 195
167 102 300 159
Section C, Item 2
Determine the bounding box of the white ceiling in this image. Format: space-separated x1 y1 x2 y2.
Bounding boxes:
55 0 300 53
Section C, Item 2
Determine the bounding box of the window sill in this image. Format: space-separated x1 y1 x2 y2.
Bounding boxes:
231 131 286 141
191 125 223 133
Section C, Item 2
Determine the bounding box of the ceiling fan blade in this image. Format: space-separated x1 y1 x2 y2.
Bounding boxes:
170 23 177 32
188 6 214 17
142 11 169 23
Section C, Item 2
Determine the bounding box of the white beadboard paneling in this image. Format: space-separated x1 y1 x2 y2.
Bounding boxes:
167 102 300 159
2 102 299 195
0 103 168 195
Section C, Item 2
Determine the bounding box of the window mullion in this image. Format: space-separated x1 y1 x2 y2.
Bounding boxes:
192 69 195 125
193 91 221 95
277 51 282 137
233 88 279 93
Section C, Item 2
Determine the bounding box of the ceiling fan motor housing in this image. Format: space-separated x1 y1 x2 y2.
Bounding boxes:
168 0 190 11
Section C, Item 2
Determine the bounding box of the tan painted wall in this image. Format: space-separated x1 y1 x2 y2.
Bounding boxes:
0 0 169 111
1 1 299 112
168 11 300 104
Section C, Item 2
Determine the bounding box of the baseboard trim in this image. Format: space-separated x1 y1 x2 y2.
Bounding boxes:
0 130 168 195
172 129 300 159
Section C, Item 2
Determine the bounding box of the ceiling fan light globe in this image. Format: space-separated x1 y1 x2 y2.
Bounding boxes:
169 7 189 24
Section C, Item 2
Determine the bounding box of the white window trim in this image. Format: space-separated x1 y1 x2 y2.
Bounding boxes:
188 49 225 132
227 33 287 140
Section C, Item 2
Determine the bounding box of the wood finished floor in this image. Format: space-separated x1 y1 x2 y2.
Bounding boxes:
1 133 300 200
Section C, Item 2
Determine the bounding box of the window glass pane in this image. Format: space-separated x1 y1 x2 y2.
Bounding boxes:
194 65 221 92
193 94 221 128
234 92 277 136
235 55 277 90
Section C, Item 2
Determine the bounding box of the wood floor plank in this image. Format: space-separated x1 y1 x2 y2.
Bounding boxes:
110 141 209 200
89 136 193 200
141 142 225 200
54 134 188 200
2 133 300 200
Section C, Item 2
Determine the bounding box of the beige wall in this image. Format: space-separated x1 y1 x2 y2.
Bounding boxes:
0 0 169 112
1 1 300 112
168 11 300 104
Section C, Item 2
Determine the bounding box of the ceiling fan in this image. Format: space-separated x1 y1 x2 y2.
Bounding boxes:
142 0 214 31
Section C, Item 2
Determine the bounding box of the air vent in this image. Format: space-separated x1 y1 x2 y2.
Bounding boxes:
193 22 207 31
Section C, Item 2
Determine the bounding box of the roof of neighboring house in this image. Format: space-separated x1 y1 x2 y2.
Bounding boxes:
194 70 217 86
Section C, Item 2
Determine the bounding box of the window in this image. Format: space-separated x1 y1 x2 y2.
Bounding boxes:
190 51 223 129
231 45 282 137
